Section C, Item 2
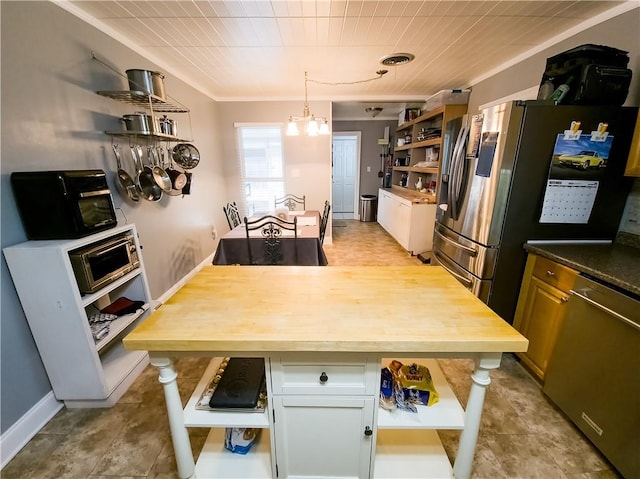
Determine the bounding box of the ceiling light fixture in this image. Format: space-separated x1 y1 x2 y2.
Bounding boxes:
286 70 389 136
286 71 329 137
365 107 384 117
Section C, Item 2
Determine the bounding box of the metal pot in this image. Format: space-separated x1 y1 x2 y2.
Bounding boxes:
121 112 154 133
126 69 166 100
158 115 178 137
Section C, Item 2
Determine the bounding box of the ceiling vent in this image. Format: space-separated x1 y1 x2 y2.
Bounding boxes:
379 53 415 66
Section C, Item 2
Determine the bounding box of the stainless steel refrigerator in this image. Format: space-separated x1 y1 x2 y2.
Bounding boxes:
433 100 637 323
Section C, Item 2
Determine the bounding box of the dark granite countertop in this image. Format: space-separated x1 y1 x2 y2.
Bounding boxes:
524 242 640 296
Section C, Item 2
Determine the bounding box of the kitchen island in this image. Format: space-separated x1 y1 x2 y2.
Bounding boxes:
123 265 528 479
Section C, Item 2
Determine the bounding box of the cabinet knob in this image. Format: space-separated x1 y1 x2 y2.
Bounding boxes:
319 372 328 383
364 426 373 437
560 296 569 303
546 270 555 277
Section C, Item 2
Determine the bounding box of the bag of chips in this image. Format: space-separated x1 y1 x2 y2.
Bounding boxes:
388 360 439 412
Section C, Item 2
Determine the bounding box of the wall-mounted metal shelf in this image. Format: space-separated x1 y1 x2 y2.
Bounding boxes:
97 90 190 113
105 130 192 143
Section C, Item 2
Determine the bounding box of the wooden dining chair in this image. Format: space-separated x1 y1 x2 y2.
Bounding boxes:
223 201 242 229
320 200 331 245
244 215 298 265
274 194 305 211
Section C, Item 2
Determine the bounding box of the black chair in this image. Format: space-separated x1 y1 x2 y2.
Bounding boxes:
274 194 305 211
244 215 298 265
320 200 330 245
223 201 242 229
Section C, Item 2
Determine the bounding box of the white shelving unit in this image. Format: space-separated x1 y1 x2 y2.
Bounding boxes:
3 224 156 407
180 356 464 478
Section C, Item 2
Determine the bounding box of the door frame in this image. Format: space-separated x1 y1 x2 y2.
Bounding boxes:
332 131 362 220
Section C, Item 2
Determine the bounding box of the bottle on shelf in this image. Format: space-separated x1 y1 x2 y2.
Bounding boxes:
550 76 573 104
537 80 554 100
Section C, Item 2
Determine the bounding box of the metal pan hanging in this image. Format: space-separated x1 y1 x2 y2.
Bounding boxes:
172 143 200 169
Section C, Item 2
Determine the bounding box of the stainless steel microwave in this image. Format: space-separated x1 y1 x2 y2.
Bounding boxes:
69 232 139 294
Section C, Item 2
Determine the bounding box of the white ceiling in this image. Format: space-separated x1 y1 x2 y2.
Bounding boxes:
59 1 634 119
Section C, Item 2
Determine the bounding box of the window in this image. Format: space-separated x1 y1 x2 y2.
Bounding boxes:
236 125 285 216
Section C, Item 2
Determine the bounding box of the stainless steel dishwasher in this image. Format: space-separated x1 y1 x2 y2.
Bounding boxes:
543 274 639 479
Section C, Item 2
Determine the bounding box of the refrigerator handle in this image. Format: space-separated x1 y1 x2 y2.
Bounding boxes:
449 125 469 219
434 228 478 256
433 251 473 287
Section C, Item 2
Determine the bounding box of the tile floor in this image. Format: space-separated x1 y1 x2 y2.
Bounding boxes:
2 220 621 478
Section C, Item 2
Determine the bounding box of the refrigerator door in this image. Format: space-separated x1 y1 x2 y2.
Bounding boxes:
446 101 524 247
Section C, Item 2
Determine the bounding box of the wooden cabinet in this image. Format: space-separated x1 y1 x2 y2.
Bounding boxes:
625 108 640 176
377 188 436 254
3 225 155 407
182 354 463 478
392 104 468 202
513 254 578 381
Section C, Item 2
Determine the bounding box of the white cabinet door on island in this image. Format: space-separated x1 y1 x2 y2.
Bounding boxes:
3 224 156 407
123 266 528 479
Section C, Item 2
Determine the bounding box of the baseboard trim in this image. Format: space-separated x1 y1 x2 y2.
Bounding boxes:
0 391 63 469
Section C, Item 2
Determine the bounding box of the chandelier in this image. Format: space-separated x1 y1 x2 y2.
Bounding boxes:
286 71 329 136
286 70 389 137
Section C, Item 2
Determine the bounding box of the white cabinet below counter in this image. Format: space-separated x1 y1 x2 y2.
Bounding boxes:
377 188 436 255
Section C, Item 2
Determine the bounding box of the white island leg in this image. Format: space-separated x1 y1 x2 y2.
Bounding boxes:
453 353 502 479
150 356 195 479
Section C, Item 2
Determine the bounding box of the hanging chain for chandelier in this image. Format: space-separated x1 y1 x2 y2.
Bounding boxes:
286 70 389 136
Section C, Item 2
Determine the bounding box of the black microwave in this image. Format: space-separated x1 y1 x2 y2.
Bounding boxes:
11 170 117 240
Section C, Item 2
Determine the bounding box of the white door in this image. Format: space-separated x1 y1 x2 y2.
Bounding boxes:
273 395 374 478
332 133 361 220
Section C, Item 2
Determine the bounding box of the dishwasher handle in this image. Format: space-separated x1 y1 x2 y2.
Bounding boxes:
570 289 640 332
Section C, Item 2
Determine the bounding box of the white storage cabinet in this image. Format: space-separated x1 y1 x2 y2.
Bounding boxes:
377 188 436 254
3 224 155 407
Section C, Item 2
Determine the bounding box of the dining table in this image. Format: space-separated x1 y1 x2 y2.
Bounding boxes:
212 209 328 266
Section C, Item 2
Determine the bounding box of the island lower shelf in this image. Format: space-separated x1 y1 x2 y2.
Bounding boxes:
184 356 464 478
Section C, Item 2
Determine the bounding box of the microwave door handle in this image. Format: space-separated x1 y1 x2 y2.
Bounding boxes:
433 251 473 287
79 189 111 198
433 227 478 256
92 240 129 258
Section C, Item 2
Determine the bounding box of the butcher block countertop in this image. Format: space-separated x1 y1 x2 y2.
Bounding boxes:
124 266 527 354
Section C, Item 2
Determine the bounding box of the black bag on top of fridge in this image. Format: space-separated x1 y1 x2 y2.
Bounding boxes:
538 44 632 106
